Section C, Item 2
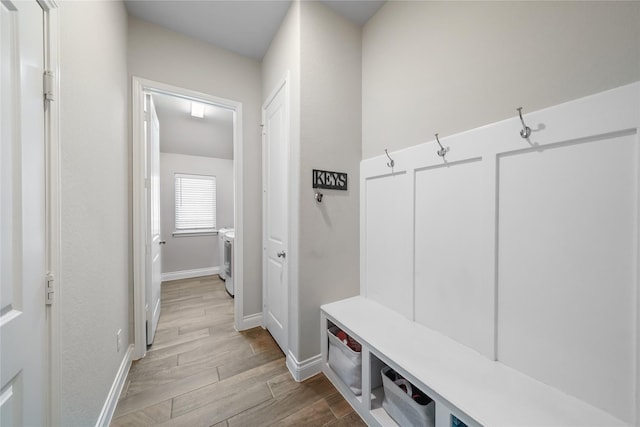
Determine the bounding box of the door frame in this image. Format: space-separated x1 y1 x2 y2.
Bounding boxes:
41 0 61 424
261 72 291 354
144 93 161 346
132 77 244 359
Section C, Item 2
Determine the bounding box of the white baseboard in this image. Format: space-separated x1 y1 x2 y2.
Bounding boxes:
161 266 220 282
95 344 133 427
237 312 263 331
286 350 322 382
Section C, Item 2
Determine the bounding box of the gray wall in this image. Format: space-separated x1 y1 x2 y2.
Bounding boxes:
362 1 640 158
160 153 234 274
59 1 130 425
298 1 361 361
128 16 263 316
262 1 362 363
154 93 234 159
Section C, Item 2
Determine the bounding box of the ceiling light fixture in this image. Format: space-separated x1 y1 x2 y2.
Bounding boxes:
191 102 205 118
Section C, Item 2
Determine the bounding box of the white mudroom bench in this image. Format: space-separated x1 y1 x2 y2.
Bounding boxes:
321 83 640 427
321 296 628 427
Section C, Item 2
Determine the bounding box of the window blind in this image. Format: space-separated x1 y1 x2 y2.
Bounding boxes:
175 173 216 231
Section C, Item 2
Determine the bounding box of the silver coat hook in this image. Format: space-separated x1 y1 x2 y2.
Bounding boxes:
435 133 449 157
314 191 323 203
384 149 395 168
517 107 531 139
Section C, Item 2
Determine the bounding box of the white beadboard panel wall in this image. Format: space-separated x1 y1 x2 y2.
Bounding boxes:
362 171 413 320
497 132 638 423
414 159 494 359
359 82 640 425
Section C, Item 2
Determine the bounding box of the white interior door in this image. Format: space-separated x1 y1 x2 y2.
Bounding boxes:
0 1 48 424
263 82 289 353
145 94 162 345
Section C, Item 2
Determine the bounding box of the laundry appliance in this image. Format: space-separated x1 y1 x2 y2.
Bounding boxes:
217 228 232 281
224 231 234 297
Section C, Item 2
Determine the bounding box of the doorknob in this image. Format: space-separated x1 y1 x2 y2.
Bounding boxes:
159 241 166 245
277 251 286 258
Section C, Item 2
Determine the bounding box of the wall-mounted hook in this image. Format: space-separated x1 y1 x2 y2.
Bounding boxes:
384 149 395 168
517 107 531 139
435 133 449 157
315 191 323 203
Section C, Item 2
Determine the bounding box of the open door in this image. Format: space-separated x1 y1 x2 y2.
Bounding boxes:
145 93 162 345
263 80 289 353
0 1 49 424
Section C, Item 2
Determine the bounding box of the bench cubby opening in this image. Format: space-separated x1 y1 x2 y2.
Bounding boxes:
322 296 629 427
322 307 481 427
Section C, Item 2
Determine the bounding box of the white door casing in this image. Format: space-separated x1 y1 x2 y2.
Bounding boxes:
145 93 162 345
262 78 289 353
132 77 244 359
0 1 48 425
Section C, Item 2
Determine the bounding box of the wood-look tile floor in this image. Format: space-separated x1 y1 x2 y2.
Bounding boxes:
111 275 365 427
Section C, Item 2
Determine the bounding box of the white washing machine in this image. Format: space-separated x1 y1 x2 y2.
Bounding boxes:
217 228 233 281
224 231 234 297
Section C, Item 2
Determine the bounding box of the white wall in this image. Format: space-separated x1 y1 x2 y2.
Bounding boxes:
59 1 129 425
362 1 640 158
262 1 362 364
160 153 233 274
128 17 263 315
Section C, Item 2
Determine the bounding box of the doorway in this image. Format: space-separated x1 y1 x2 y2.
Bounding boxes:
262 76 290 355
132 77 244 359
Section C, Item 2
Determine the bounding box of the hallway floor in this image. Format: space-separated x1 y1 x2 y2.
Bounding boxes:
111 275 364 427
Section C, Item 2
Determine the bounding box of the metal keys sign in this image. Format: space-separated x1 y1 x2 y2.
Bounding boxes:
312 169 348 190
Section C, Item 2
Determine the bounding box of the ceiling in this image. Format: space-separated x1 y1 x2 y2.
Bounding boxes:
124 0 385 60
130 1 386 156
152 92 234 159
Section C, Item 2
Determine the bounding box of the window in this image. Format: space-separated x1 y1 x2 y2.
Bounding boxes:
174 173 216 234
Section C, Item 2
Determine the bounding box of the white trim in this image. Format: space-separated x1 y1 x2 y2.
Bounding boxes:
286 350 322 382
287 72 301 360
132 78 147 360
636 86 640 427
262 72 291 354
232 103 245 334
132 77 245 360
161 267 220 282
238 312 263 330
41 1 61 425
172 230 216 237
95 345 133 427
262 93 267 327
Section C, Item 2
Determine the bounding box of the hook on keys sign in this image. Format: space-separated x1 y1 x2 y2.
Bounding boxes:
312 169 348 190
